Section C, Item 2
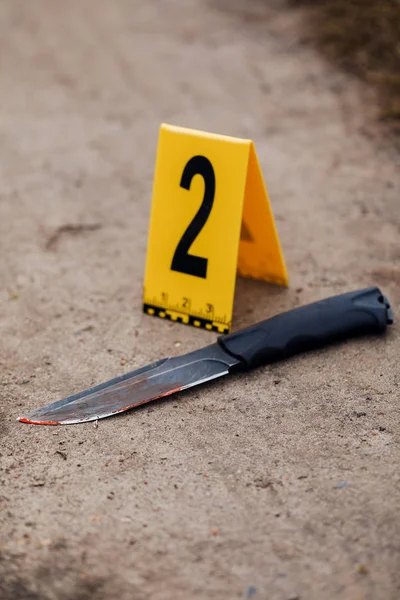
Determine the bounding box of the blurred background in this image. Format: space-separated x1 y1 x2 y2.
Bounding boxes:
293 0 400 124
1 2 399 600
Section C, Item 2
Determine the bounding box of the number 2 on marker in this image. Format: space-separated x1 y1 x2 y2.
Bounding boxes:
171 155 215 279
143 123 288 334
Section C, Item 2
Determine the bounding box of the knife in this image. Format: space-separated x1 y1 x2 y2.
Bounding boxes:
19 287 392 425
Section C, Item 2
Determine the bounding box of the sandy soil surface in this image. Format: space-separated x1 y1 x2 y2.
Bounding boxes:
1 1 399 599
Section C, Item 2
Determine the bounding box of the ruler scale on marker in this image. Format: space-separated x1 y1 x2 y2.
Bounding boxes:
143 301 229 333
142 123 288 333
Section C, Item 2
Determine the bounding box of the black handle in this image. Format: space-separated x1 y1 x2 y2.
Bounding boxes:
218 287 393 370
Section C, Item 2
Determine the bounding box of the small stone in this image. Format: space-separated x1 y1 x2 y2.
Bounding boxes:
357 564 368 575
335 481 348 489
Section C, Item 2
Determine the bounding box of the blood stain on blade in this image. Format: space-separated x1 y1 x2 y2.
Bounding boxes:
22 378 187 425
112 384 183 415
76 380 185 421
96 378 186 415
19 417 60 426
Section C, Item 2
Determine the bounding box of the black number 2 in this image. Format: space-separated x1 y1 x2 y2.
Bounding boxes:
171 155 215 279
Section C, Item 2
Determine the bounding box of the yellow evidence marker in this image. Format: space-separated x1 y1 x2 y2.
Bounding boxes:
142 123 288 334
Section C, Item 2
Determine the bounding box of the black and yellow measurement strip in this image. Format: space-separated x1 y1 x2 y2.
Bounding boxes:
143 297 230 334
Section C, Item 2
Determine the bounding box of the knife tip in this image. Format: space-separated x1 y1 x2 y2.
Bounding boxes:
18 416 60 426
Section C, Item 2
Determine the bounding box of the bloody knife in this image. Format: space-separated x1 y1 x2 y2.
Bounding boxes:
19 287 392 425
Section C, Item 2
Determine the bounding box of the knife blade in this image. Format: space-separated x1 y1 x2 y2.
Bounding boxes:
19 287 392 425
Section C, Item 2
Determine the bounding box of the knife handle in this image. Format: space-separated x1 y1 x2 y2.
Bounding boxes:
218 287 393 370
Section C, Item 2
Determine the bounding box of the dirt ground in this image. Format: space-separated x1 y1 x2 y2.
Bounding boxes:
1 1 399 599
